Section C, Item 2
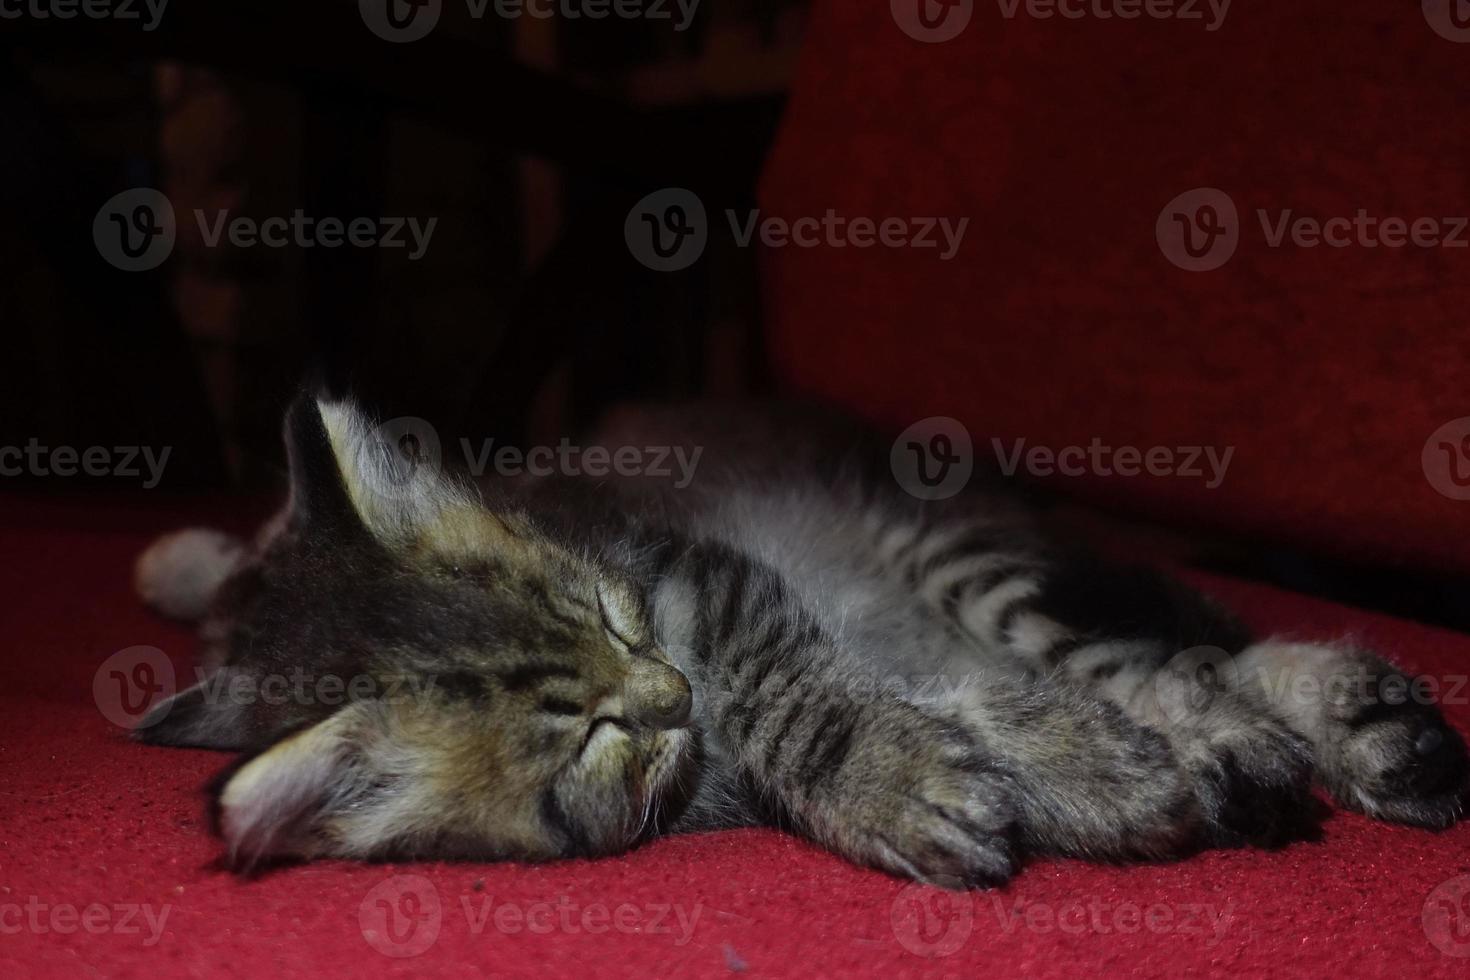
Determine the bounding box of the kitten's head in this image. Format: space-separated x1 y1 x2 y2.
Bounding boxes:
144 396 696 868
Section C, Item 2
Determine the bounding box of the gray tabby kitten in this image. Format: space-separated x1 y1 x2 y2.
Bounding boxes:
133 396 1468 886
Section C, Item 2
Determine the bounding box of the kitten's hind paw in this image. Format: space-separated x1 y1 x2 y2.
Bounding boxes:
1178 709 1318 847
1235 641 1469 830
1319 674 1469 828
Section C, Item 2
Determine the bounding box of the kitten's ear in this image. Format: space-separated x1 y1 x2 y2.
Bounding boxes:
132 670 254 750
282 393 360 531
214 700 390 868
284 393 465 543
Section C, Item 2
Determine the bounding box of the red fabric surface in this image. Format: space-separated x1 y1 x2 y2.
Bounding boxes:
4 494 1470 978
759 1 1470 573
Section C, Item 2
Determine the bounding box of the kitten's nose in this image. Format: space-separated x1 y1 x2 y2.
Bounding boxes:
1415 727 1445 757
624 658 692 730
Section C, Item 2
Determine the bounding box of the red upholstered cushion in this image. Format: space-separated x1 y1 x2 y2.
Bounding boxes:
4 495 1470 977
759 1 1470 572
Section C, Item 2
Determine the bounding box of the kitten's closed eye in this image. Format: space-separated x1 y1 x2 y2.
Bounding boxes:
539 696 584 717
597 577 650 651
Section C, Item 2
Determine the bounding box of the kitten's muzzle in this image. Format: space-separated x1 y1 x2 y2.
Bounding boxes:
625 658 693 731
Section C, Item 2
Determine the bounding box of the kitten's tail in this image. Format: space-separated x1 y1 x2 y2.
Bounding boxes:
134 528 247 621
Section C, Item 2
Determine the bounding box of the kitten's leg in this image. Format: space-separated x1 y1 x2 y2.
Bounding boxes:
926 673 1199 863
1234 641 1468 827
654 542 1194 884
932 543 1467 838
656 541 1015 885
913 540 1318 846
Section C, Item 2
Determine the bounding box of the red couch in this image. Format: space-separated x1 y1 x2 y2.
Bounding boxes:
761 0 1470 573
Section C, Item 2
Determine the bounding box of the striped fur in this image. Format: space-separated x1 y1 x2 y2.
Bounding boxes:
133 398 1469 884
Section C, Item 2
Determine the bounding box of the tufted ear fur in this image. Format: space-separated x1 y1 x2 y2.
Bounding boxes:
213 700 396 867
284 394 476 545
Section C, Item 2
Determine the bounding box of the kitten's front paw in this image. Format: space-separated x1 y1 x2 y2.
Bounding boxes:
818 717 1019 888
865 756 1018 889
1317 669 1469 828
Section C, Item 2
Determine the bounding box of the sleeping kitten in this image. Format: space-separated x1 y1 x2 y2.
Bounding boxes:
132 395 1468 885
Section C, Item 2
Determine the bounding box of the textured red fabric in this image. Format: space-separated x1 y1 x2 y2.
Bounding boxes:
3 494 1470 978
759 1 1470 573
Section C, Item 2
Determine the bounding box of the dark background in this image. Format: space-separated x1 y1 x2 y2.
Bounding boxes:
1 0 801 488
